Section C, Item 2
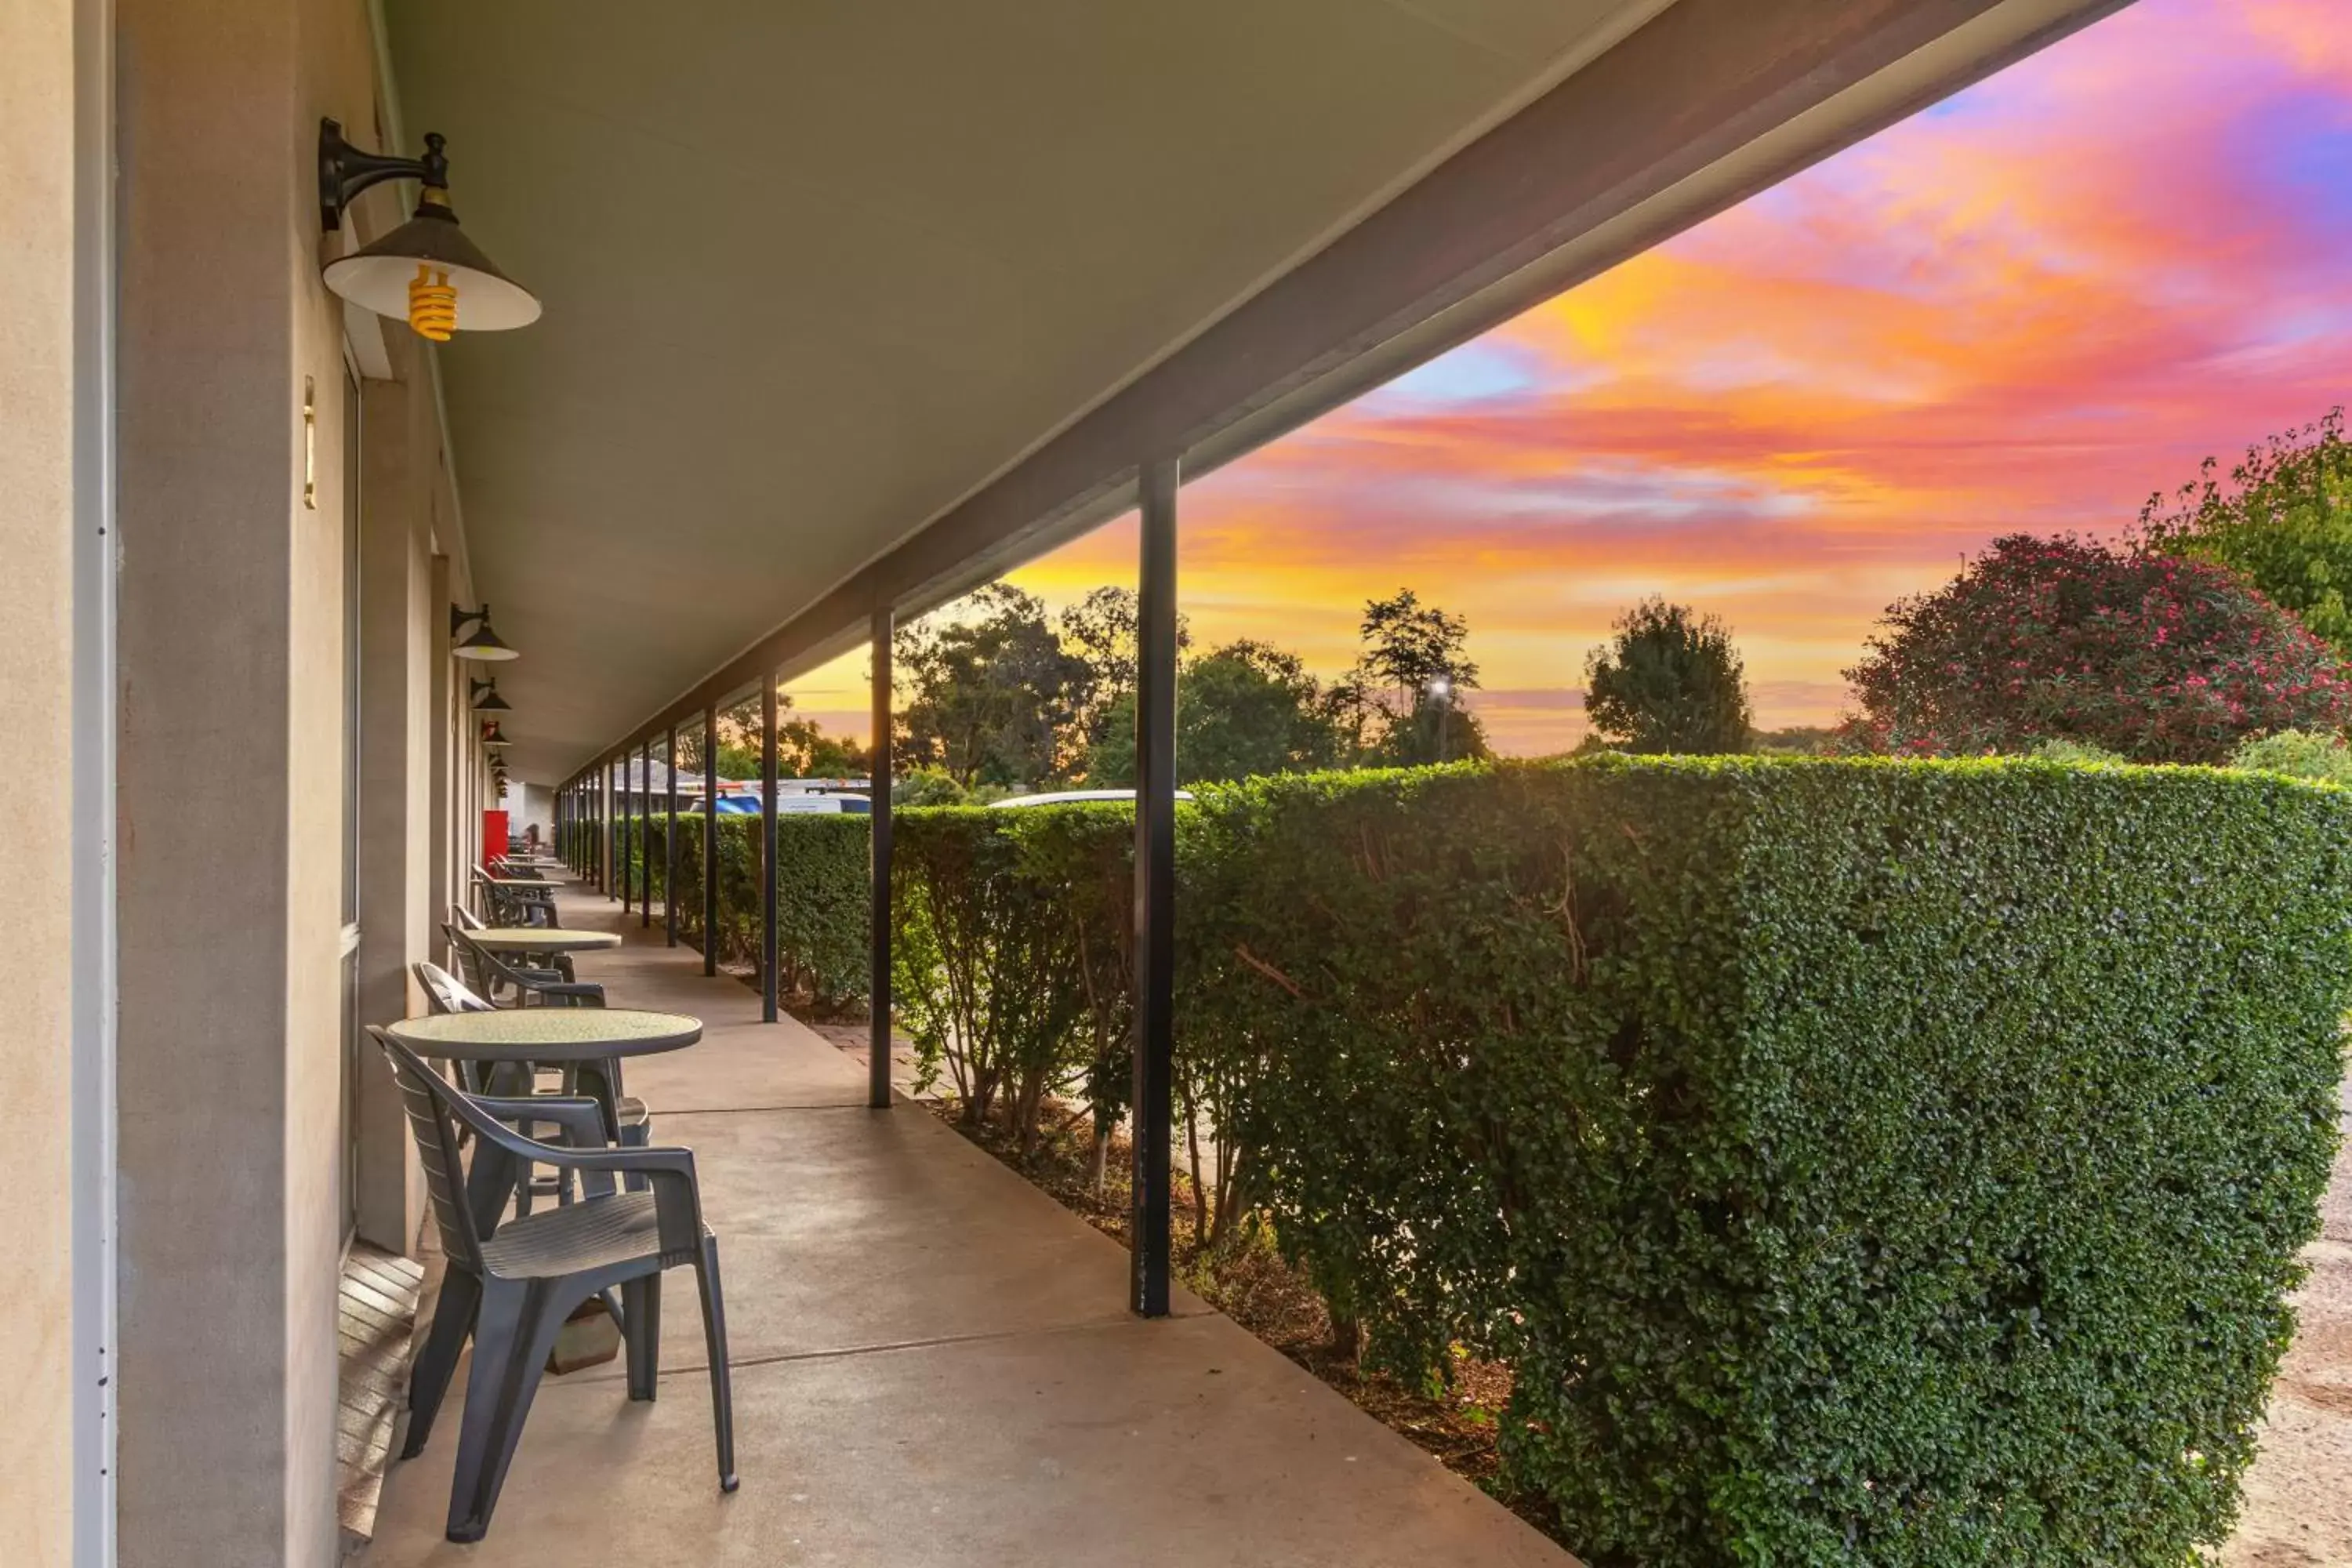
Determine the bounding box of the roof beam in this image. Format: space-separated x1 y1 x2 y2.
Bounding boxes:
591 0 2130 769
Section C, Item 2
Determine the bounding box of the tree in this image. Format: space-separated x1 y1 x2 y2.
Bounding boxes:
1378 684 1491 766
1316 669 1383 764
1350 589 1483 764
710 693 764 780
895 583 1087 787
2140 408 2352 659
1581 599 1754 755
1058 586 1189 753
776 717 867 778
1357 589 1479 708
705 691 865 779
1089 639 1345 786
1839 533 2352 763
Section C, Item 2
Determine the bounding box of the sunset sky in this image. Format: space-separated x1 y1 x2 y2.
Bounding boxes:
791 0 2352 756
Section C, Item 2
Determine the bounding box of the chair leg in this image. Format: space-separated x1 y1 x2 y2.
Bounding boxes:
401 1267 482 1460
621 1273 662 1402
445 1279 569 1544
692 1237 739 1493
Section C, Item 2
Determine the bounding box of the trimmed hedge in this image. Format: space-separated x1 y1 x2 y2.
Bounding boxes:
1179 757 2352 1566
625 813 871 1007
889 806 1134 1161
599 759 2350 1563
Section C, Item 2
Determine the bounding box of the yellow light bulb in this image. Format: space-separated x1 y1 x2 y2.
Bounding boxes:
408 263 457 341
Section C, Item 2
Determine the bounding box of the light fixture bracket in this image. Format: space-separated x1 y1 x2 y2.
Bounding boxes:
321 118 451 233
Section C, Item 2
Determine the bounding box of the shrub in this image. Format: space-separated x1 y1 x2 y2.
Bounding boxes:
1841 533 2352 761
891 808 1091 1151
892 766 970 808
2029 736 2128 765
630 813 869 1008
1178 756 2352 1566
2140 408 2352 658
2230 727 2352 785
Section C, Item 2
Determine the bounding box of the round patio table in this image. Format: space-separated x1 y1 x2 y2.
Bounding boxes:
387 1009 700 1158
459 928 622 956
385 1007 701 1065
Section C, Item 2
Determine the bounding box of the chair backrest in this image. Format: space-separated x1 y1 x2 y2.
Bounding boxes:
443 923 496 996
450 903 485 932
413 960 492 1016
369 1026 485 1273
445 922 553 1004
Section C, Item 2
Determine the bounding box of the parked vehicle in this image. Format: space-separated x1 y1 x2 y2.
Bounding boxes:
989 789 1194 808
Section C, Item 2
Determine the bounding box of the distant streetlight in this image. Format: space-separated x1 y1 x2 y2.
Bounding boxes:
1428 675 1453 762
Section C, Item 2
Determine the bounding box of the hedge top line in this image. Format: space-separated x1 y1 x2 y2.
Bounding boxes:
602 750 2352 818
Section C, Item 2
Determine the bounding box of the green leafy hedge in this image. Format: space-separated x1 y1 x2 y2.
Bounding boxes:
889 807 1134 1164
1179 757 2352 1566
624 813 871 1007
595 760 2349 1564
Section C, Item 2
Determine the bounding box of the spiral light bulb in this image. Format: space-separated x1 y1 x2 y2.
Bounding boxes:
407 263 458 341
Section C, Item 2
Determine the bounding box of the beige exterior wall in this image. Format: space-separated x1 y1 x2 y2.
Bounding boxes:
0 2 83 1564
114 0 456 1559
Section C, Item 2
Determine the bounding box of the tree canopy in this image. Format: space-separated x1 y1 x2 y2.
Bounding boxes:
2139 408 2352 659
1581 598 1754 755
1088 639 1345 786
1839 533 2352 763
895 583 1087 787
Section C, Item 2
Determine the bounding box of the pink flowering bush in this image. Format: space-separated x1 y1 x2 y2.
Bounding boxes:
1841 534 2352 762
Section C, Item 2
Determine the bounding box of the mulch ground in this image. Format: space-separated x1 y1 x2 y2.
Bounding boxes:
926 1093 1567 1544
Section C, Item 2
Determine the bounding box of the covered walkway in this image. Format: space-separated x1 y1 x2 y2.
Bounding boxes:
365 877 1573 1566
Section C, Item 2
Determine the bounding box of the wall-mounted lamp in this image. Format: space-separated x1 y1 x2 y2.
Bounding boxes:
318 118 541 343
481 721 510 746
450 603 518 661
470 678 512 713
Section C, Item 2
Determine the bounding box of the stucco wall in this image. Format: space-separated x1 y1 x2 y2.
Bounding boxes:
0 2 83 1563
114 0 398 1559
517 781 557 847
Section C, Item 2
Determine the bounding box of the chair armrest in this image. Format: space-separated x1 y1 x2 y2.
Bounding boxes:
460 1112 706 1254
473 1094 618 1199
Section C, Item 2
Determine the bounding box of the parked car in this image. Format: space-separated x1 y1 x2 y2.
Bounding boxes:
711 792 869 815
989 789 1194 808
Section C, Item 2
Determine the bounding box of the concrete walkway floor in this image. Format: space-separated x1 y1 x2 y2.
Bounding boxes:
365 881 1574 1566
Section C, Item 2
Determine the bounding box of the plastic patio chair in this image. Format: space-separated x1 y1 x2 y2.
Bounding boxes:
448 901 575 982
445 925 604 1009
372 1027 735 1542
475 863 557 928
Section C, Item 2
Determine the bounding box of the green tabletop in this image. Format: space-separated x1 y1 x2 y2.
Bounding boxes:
386 1008 702 1063
462 928 622 953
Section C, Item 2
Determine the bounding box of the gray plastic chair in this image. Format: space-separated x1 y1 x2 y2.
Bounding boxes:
475 864 557 928
448 902 575 982
373 1027 736 1542
445 925 604 1009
